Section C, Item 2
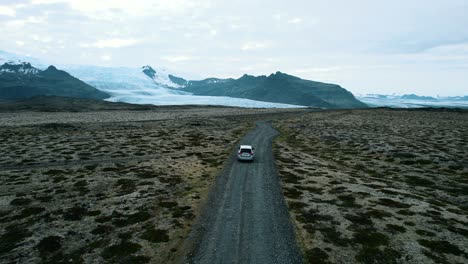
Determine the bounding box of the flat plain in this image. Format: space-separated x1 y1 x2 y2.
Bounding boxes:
274 108 468 264
0 106 303 263
1 105 467 264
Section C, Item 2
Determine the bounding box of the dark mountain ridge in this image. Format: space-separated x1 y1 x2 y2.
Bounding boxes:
0 62 110 100
177 71 366 109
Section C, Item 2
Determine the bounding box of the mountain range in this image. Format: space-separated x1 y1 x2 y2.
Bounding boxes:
0 50 366 109
167 71 367 109
0 62 109 100
357 94 468 109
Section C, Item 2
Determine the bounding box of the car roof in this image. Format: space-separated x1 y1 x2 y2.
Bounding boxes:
240 145 253 149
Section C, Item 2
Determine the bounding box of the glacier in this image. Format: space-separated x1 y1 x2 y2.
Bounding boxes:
358 95 468 109
0 50 303 108
60 65 304 108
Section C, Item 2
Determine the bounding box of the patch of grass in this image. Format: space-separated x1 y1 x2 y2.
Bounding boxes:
101 241 142 260
10 197 32 206
136 170 158 179
392 152 416 159
20 206 45 218
320 226 350 247
386 224 406 233
281 171 302 184
283 187 303 199
396 209 416 216
345 214 373 228
0 225 32 254
63 206 88 221
84 164 98 171
353 229 389 247
418 239 465 256
37 236 62 256
377 198 411 208
447 226 468 237
159 201 178 208
95 215 112 223
74 180 87 187
125 255 151 263
172 206 194 219
305 248 330 264
113 211 152 227
337 195 360 208
297 186 323 194
298 209 333 224
422 250 450 264
140 227 169 243
91 225 113 235
329 186 347 194
159 175 183 185
102 167 119 172
380 189 401 195
367 209 393 219
415 229 436 237
355 246 401 264
115 178 136 194
52 176 66 183
287 201 308 212
44 169 66 176
405 176 434 187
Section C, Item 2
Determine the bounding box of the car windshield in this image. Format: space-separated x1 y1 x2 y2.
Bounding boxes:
240 148 252 153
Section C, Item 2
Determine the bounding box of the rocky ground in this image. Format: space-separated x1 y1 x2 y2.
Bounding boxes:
0 106 302 264
273 108 468 264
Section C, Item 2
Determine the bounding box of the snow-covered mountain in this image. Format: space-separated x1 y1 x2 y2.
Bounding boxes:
0 50 302 108
0 50 47 69
357 94 468 108
59 65 302 107
0 62 109 100
0 62 40 75
142 65 187 88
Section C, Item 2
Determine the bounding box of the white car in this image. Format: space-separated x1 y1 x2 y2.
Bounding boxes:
237 145 255 161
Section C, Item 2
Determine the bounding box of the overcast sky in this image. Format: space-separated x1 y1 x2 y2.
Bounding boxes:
1 0 467 96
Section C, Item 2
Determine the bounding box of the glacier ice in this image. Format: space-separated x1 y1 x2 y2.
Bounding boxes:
61 65 304 108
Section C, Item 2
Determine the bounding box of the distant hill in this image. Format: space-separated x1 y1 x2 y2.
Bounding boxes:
177 72 367 109
0 62 110 100
0 96 250 112
0 96 159 112
357 94 468 109
400 94 438 101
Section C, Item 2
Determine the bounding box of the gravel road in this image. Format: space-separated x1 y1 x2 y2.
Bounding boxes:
183 121 303 264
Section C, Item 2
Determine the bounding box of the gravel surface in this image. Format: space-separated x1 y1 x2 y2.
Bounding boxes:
183 121 303 264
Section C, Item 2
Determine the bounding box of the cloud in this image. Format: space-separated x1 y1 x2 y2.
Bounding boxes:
241 41 271 51
294 67 341 74
1 0 467 96
273 14 282 20
0 6 16 16
287 17 302 24
31 0 212 18
100 54 111 61
82 38 140 48
425 42 468 54
5 16 47 28
162 56 193 62
32 34 52 43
